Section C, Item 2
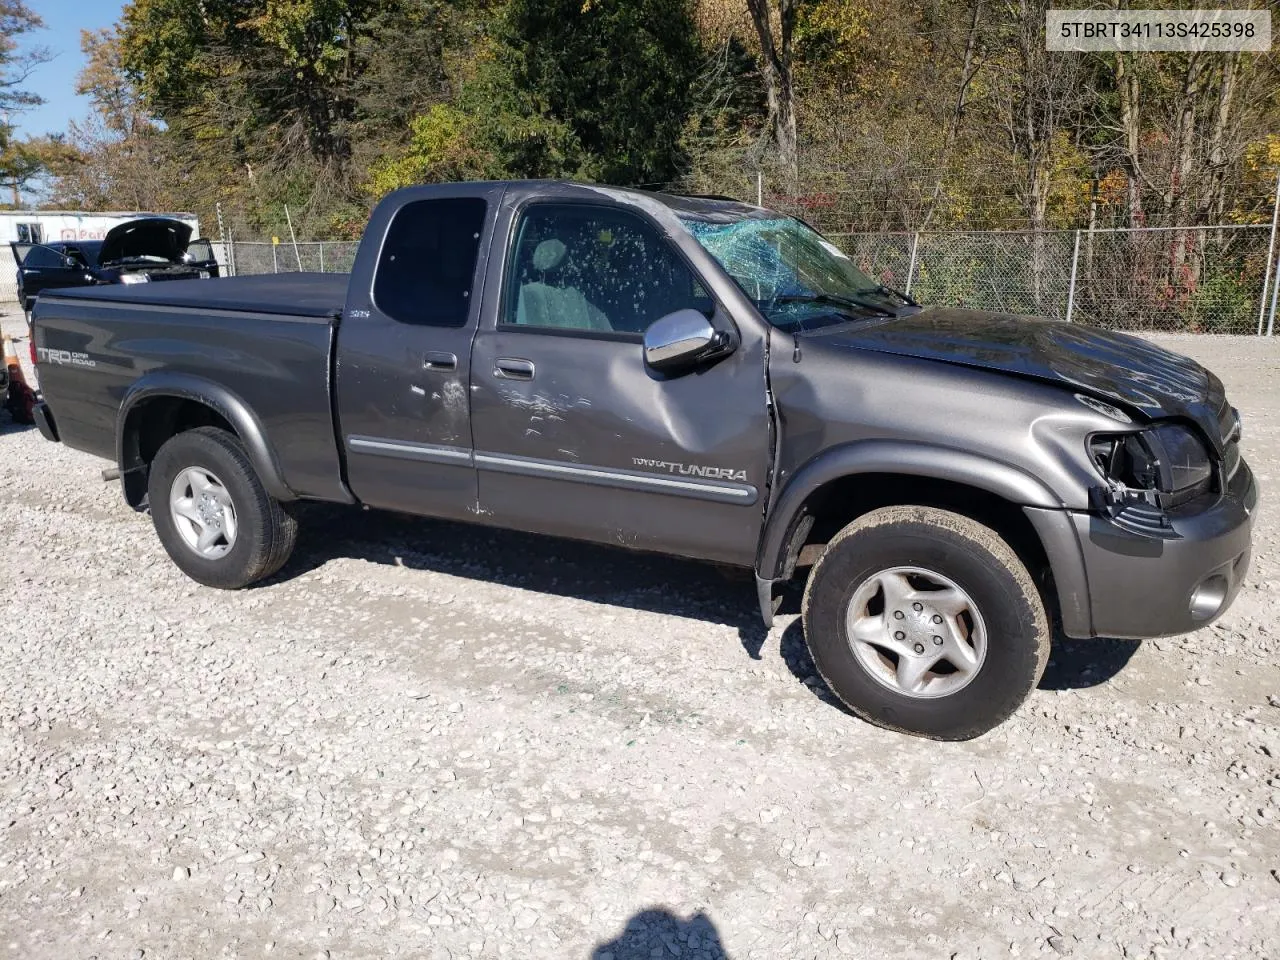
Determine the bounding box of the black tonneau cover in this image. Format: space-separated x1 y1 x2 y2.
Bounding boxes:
44 272 348 319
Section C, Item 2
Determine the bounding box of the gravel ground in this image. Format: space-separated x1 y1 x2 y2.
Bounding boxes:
2 307 1278 960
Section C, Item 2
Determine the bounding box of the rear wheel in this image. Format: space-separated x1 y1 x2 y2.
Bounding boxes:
801 505 1049 740
148 426 297 588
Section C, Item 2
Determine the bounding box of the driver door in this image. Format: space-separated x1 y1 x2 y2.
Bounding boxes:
14 243 82 307
469 201 772 566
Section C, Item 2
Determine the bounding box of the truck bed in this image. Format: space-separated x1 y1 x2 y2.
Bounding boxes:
44 272 348 318
33 272 350 504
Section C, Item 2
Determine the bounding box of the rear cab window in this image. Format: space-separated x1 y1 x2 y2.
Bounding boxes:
373 197 487 327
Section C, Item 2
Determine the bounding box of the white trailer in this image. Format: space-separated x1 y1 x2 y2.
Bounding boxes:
0 211 202 303
0 210 200 245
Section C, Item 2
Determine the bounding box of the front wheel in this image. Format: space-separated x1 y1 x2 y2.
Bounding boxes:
801 505 1049 740
148 426 298 589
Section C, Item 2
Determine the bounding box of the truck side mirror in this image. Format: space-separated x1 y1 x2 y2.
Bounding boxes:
643 309 728 373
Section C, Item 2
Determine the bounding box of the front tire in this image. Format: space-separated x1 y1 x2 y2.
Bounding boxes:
801 505 1049 740
148 426 298 588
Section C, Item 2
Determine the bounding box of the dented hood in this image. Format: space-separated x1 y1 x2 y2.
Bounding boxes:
99 217 193 265
821 307 1230 448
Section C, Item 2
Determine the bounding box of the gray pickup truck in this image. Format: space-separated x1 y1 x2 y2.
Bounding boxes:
30 181 1257 739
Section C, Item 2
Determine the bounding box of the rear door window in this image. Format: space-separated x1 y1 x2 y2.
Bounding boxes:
186 238 216 264
23 246 66 268
374 198 487 327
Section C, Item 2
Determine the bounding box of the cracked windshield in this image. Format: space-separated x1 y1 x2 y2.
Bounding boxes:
680 215 909 331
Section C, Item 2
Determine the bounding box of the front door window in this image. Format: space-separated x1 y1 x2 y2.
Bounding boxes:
501 204 712 336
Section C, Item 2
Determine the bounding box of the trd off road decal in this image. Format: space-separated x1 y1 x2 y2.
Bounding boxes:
36 348 97 368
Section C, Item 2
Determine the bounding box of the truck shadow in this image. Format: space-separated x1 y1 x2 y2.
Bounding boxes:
280 500 766 633
591 907 729 959
277 504 1137 699
1038 635 1141 690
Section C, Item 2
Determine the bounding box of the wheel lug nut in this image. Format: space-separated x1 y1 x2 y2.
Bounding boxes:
893 610 905 620
932 614 942 624
894 631 905 640
933 635 943 645
913 643 925 654
912 602 923 611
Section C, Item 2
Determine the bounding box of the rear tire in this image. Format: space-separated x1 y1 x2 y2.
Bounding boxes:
148 426 297 588
801 505 1049 740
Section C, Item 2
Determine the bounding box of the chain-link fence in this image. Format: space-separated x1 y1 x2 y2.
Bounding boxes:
0 246 17 302
216 240 359 277
830 224 1274 334
680 162 1280 235
4 226 1262 336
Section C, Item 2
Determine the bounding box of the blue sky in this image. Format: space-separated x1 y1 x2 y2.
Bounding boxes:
13 0 129 139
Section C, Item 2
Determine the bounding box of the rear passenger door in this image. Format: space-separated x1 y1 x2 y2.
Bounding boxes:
335 193 491 521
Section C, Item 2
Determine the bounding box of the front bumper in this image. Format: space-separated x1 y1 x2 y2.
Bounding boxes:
1067 459 1257 639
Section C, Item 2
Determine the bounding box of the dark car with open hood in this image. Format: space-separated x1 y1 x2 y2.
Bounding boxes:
24 181 1258 741
11 217 219 315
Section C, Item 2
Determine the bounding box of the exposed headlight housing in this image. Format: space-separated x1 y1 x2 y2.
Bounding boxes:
1089 423 1214 527
120 273 150 284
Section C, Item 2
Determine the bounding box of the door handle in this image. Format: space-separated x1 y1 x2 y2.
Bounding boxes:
423 351 457 371
494 357 535 381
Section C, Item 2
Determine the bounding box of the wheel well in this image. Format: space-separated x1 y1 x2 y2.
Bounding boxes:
791 473 1056 620
120 397 236 506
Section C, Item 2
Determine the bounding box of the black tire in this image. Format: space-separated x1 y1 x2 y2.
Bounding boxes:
148 426 298 589
801 505 1049 740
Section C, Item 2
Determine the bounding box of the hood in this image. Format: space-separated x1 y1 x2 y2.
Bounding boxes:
820 307 1230 449
99 217 193 265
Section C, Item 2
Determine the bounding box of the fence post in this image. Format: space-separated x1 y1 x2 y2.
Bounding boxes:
214 201 229 277
1065 229 1082 323
271 243 278 274
1268 240 1280 336
319 242 325 273
756 171 763 207
1259 168 1280 335
905 231 920 295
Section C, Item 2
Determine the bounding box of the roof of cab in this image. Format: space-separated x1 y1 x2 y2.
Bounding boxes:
383 179 774 222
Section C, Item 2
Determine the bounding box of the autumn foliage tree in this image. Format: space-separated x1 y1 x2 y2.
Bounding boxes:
0 0 53 204
25 0 1279 247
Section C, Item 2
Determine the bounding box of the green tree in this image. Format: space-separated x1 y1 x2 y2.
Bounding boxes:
0 0 53 203
368 0 703 197
504 0 701 184
0 129 70 206
117 0 475 233
0 0 47 113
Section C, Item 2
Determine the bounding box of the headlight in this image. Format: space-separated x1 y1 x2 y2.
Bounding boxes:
120 273 150 284
1089 423 1213 511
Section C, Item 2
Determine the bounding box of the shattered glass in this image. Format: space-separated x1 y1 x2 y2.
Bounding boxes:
680 216 897 331
681 216 878 301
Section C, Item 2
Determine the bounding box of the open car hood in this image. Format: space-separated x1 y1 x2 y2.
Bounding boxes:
99 217 193 265
821 307 1230 449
